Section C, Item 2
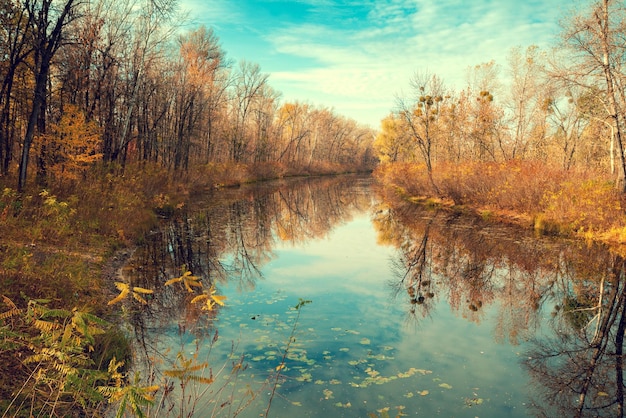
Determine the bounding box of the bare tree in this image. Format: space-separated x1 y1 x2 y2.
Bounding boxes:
506 45 547 160
396 72 447 189
555 0 626 191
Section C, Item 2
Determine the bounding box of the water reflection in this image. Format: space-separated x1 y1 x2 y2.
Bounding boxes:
377 189 626 417
121 175 626 417
122 175 373 334
524 250 626 417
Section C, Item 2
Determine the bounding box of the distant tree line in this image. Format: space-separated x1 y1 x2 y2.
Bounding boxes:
376 0 626 191
0 0 376 191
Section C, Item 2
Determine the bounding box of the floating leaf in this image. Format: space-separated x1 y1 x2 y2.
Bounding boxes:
418 390 429 396
464 397 484 406
439 383 453 389
360 338 371 345
323 389 334 399
295 372 312 382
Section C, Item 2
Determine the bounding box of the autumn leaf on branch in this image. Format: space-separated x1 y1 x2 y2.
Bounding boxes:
190 285 227 311
164 270 202 292
107 282 153 305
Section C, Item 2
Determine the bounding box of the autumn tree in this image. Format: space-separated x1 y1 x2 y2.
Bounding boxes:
17 0 78 191
460 61 504 161
230 60 269 162
276 102 311 164
168 26 225 170
555 0 626 190
397 72 447 188
35 104 101 184
0 0 33 175
505 45 548 160
374 113 413 163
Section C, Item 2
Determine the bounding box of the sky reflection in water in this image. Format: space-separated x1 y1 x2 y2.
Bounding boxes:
203 193 535 417
131 176 624 417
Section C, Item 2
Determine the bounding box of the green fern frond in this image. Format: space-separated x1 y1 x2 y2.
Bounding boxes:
42 308 73 319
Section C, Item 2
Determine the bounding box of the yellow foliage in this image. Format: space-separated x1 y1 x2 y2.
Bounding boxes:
190 285 227 311
35 104 102 182
107 282 153 305
165 270 202 292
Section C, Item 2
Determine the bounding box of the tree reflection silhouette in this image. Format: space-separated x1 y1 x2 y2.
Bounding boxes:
524 251 626 417
375 188 626 416
124 175 372 342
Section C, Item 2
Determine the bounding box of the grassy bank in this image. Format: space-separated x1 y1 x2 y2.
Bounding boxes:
374 161 626 247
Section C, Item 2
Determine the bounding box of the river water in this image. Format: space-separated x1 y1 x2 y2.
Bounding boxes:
120 174 626 417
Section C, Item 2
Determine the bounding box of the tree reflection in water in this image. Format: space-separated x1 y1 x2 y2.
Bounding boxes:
120 175 373 361
119 176 626 417
375 188 626 417
524 249 626 418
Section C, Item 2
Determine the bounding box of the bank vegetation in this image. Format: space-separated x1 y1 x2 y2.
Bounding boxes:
374 0 626 249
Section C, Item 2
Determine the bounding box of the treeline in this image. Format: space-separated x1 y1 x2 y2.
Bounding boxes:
375 0 626 191
0 0 376 192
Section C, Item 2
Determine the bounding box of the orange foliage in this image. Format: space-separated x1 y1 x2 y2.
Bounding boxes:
375 161 626 242
36 105 102 183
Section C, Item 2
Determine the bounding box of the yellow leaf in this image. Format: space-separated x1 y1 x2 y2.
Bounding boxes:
132 287 154 294
190 294 209 304
107 288 129 305
132 293 149 304
276 364 285 371
164 277 182 286
211 295 227 306
114 282 129 291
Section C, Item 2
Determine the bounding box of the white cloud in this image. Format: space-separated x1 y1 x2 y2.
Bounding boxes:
180 0 570 127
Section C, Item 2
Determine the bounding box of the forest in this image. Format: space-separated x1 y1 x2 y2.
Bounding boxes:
0 0 377 195
2 0 626 416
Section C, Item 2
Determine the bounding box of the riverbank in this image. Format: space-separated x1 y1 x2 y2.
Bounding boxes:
374 161 626 250
3 158 622 415
0 160 370 416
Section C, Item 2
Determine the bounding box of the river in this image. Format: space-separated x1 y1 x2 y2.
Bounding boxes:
117 174 626 417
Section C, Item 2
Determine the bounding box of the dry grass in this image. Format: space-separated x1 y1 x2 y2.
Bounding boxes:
374 161 626 243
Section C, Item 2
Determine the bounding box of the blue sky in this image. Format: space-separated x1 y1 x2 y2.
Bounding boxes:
179 0 576 128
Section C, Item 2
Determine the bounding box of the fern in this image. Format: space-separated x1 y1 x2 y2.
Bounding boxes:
2 297 112 416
